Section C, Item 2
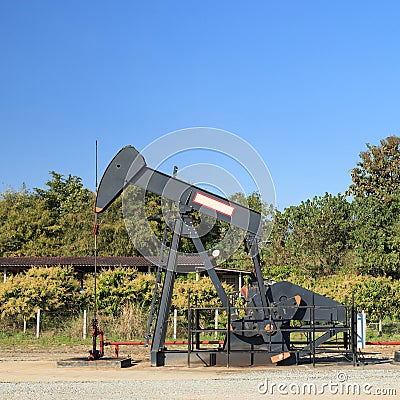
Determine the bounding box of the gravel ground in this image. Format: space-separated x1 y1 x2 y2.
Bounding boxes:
0 346 399 399
1 369 400 399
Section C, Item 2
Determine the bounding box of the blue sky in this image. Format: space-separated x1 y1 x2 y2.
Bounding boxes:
1 1 399 210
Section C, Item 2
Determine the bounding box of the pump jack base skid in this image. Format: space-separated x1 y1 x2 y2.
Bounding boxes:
166 351 276 367
160 350 359 368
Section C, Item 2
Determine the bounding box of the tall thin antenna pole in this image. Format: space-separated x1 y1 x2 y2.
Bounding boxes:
89 140 102 360
95 139 98 189
94 140 98 321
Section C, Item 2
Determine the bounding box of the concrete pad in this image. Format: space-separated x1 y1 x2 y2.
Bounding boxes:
57 357 132 368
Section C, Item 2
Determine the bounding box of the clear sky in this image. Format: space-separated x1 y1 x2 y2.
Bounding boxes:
1 1 399 210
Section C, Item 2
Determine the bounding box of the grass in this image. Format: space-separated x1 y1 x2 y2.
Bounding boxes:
0 331 92 348
366 330 400 342
1 311 400 351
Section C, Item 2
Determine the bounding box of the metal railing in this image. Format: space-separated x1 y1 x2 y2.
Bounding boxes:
184 296 358 367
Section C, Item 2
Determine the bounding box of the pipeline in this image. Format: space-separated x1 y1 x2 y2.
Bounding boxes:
104 340 400 358
105 340 224 346
105 340 224 358
105 340 400 347
366 341 400 345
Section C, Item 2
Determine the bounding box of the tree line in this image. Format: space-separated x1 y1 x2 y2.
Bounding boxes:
265 135 400 279
1 136 400 280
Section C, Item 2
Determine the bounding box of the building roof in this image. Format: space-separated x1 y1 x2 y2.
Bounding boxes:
0 255 200 267
0 256 252 275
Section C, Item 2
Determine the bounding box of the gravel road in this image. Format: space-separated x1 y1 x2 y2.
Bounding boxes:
1 364 399 399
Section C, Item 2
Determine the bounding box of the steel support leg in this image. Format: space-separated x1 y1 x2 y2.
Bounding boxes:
150 218 183 366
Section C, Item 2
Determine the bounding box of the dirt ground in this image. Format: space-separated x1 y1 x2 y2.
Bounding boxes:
0 343 398 382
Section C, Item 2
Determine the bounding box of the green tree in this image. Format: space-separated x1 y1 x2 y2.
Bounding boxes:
35 171 91 216
264 193 353 277
0 172 97 256
0 188 61 256
350 194 400 277
97 195 139 256
34 171 94 255
217 192 275 271
347 136 400 277
348 136 400 200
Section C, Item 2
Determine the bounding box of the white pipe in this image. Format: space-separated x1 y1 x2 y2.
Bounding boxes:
214 309 219 338
173 309 178 340
83 310 87 340
36 309 41 339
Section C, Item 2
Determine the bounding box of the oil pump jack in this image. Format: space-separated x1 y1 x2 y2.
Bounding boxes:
95 146 355 366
